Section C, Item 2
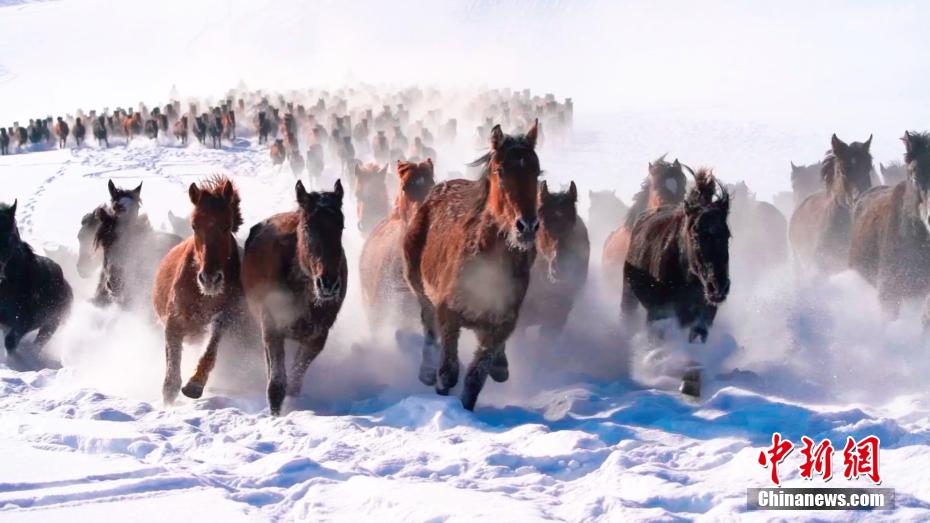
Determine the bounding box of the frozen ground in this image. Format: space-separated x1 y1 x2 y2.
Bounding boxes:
1 0 930 521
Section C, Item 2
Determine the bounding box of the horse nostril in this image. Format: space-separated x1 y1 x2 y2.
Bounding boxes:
197 272 208 286
515 219 526 233
531 218 540 233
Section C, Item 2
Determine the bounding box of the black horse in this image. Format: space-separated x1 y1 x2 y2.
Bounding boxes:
0 201 73 353
621 168 731 397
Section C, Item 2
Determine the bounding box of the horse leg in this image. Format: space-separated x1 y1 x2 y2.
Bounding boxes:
262 314 287 416
4 326 24 353
287 331 328 397
181 315 225 399
435 306 461 395
416 299 440 386
162 319 184 405
34 315 63 349
462 329 508 411
620 267 639 332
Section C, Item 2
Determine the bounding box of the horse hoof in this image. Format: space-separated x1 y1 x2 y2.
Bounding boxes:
418 365 437 386
181 381 204 399
268 381 286 416
679 368 702 398
489 365 509 383
461 394 478 411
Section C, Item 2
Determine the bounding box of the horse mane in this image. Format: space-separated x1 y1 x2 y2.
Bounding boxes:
197 175 243 232
685 168 729 211
820 151 836 187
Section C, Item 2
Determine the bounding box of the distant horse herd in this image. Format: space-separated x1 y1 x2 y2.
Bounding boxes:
1 84 926 413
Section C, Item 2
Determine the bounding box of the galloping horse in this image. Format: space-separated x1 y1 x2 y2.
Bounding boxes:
359 159 435 330
354 163 390 237
93 181 182 308
242 180 347 415
602 156 687 291
518 180 590 337
152 176 246 404
850 131 930 322
621 169 731 397
404 120 541 411
0 201 72 353
789 134 873 275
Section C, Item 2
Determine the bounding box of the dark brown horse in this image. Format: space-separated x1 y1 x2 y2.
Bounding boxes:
403 120 541 411
789 134 873 275
850 132 930 322
242 180 347 415
602 156 687 291
354 163 390 237
518 180 590 337
359 159 435 330
621 169 731 397
152 176 245 404
93 181 182 308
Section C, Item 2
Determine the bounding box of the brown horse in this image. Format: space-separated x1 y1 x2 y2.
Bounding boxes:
359 159 435 330
518 180 590 337
123 113 142 142
621 169 731 397
242 180 347 415
879 161 907 187
602 156 687 292
354 163 390 237
789 134 873 275
270 139 286 165
850 131 930 322
152 176 245 404
403 120 541 411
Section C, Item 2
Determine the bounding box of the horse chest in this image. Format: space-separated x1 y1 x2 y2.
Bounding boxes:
450 249 532 323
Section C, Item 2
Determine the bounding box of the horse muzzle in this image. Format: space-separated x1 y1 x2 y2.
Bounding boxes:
197 270 225 296
705 279 730 304
313 276 342 302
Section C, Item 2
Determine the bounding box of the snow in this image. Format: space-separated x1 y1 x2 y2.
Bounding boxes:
1 0 929 521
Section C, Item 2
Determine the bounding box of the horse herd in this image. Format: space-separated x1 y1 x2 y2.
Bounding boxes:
1 87 928 413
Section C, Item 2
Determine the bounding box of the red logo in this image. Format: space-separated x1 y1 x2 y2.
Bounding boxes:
757 434 881 485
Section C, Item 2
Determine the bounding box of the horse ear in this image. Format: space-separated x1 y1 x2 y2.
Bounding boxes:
222 180 234 201
132 181 143 198
333 179 344 201
863 134 873 150
295 180 308 203
490 124 504 150
673 159 681 170
188 183 201 205
426 157 433 167
538 180 549 199
831 133 848 153
569 181 578 202
108 179 118 199
525 118 539 149
10 199 16 216
790 161 798 171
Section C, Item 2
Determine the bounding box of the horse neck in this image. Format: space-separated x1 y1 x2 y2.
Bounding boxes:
829 168 856 205
4 237 33 278
391 193 418 223
675 215 698 281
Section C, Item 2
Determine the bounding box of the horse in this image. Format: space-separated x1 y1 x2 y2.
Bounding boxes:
207 116 223 148
0 201 72 353
123 112 142 142
242 180 347 415
173 116 189 145
850 131 930 323
726 181 788 282
54 117 69 148
144 119 159 140
0 129 8 155
166 210 193 238
359 159 435 330
193 116 207 145
587 189 628 252
306 144 324 187
77 206 104 279
270 139 286 165
403 120 541 411
222 109 236 141
256 111 271 144
93 181 182 308
602 156 687 292
354 163 390 237
73 118 85 147
621 169 731 397
288 148 305 177
879 161 907 187
790 161 823 209
93 116 108 147
518 180 590 338
152 176 246 404
789 134 873 275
